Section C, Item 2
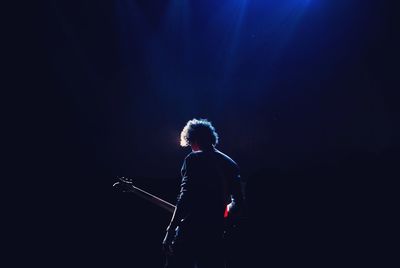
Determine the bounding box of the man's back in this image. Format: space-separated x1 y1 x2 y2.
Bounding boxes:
177 148 242 234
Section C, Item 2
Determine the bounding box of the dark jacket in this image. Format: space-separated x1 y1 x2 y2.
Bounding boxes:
175 148 243 237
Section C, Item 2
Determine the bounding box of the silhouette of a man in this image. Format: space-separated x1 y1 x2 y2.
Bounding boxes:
163 118 244 268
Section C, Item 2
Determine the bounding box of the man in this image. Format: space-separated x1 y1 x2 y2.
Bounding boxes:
162 118 244 268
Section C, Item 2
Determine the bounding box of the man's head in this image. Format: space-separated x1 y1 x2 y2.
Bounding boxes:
180 118 219 150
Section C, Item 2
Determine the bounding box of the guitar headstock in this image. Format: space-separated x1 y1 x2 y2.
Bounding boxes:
118 176 133 184
112 176 134 192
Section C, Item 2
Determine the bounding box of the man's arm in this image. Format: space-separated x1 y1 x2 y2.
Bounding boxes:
167 155 193 228
162 156 194 251
227 168 245 219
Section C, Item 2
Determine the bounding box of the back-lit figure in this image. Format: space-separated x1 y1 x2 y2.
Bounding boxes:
162 118 244 268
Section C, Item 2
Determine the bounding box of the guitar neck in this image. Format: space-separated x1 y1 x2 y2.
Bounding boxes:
127 184 176 213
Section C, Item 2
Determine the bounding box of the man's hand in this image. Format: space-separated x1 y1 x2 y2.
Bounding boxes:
162 227 175 256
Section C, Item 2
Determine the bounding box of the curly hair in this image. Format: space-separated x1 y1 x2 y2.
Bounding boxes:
180 118 219 147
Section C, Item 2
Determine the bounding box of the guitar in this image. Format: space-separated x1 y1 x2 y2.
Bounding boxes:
113 177 176 213
113 175 244 260
113 177 230 218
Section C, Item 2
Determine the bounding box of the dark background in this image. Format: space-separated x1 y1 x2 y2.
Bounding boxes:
10 0 398 267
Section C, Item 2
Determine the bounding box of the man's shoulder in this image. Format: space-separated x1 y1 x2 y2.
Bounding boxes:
184 151 197 160
184 149 238 167
214 149 238 167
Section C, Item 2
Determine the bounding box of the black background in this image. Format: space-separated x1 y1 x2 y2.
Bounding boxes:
8 0 398 267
